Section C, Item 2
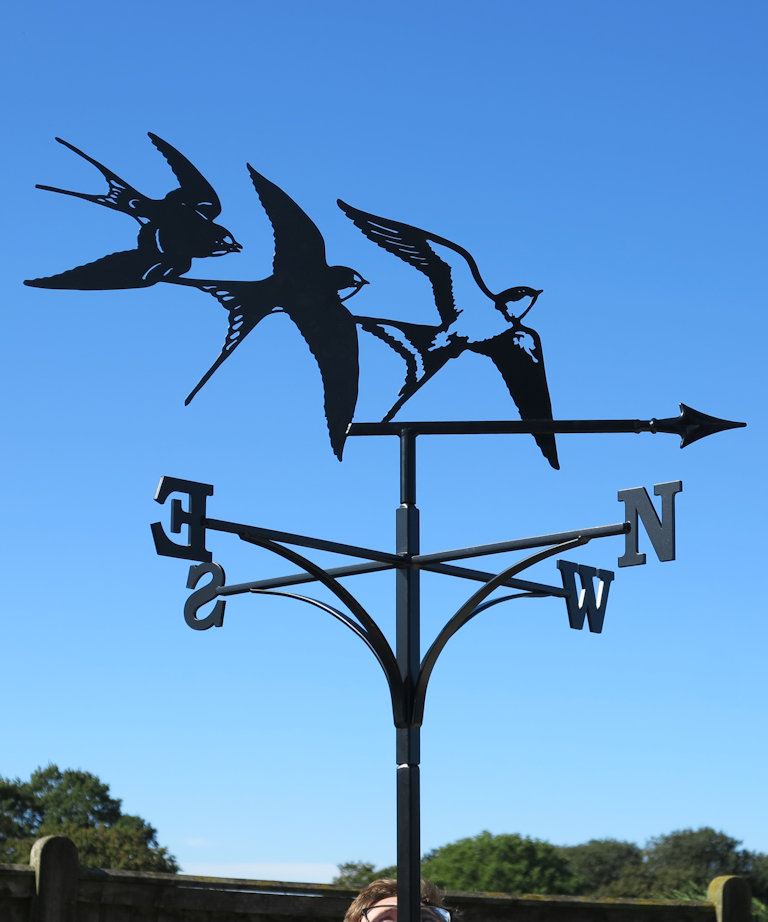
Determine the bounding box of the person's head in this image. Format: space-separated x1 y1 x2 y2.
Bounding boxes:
343 879 448 922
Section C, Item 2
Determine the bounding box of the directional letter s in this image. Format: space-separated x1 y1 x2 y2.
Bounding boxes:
184 562 226 631
557 560 614 633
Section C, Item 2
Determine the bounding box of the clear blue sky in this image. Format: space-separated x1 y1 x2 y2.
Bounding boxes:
2 0 765 882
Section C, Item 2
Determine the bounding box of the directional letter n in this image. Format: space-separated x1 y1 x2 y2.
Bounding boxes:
618 481 683 568
557 561 614 633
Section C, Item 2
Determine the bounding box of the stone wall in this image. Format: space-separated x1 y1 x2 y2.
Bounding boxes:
0 836 754 922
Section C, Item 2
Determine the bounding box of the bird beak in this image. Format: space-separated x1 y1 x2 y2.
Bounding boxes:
518 288 543 321
215 233 242 254
340 277 369 302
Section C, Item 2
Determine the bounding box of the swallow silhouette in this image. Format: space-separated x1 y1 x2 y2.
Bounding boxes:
24 134 242 290
338 200 559 469
170 165 367 460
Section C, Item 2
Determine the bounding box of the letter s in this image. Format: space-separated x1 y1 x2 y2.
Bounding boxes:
184 562 226 631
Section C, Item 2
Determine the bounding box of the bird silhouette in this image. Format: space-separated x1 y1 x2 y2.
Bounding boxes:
24 133 242 289
337 199 559 469
170 165 368 460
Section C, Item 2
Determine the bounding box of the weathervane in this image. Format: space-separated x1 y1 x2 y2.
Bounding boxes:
26 133 745 922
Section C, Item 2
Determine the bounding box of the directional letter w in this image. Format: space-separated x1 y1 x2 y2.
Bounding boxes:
557 561 614 633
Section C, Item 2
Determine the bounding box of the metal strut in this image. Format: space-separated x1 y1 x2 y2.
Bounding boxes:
152 465 633 922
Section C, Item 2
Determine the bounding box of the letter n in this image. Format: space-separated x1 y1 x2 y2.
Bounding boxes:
617 481 682 568
557 560 614 633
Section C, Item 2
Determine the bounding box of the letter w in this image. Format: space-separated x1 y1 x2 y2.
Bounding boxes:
557 561 614 633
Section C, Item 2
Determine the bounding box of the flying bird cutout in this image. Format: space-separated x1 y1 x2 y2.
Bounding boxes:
24 133 241 289
338 200 559 469
171 166 368 460
24 134 563 465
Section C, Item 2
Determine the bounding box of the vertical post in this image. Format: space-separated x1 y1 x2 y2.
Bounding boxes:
396 429 421 922
30 836 79 922
707 876 753 922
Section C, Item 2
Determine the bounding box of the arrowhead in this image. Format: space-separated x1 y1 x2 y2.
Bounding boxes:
653 403 747 448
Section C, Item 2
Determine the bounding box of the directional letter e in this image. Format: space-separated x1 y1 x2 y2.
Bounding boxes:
151 476 213 562
617 481 682 568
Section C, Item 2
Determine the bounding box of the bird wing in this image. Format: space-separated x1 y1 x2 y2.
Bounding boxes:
247 165 328 280
339 200 487 325
23 249 161 289
290 293 359 460
148 133 222 219
468 326 560 470
35 137 149 220
169 278 275 404
355 316 454 423
355 316 430 393
174 275 358 459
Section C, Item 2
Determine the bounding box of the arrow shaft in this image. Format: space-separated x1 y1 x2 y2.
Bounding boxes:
348 419 659 437
348 406 745 444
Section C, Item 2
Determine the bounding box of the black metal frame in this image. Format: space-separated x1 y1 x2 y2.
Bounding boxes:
152 424 660 922
26 135 747 922
152 406 745 922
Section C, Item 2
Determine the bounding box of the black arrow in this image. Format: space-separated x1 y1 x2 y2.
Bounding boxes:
347 403 746 447
651 403 746 447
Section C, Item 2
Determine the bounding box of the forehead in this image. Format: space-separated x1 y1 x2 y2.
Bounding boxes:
369 899 398 909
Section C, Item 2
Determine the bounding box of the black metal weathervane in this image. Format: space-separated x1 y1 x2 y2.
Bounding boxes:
26 133 745 922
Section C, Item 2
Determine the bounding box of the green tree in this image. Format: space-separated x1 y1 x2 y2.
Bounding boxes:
577 828 761 900
557 839 644 896
644 828 749 894
0 780 39 840
24 765 122 828
333 861 385 888
336 827 768 903
420 831 579 894
0 764 178 872
746 852 768 904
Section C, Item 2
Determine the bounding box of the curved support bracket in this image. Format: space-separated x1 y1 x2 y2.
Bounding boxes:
229 535 406 724
470 591 546 617
411 536 586 726
251 588 399 691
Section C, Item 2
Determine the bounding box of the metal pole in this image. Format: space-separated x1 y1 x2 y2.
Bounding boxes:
396 428 420 922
